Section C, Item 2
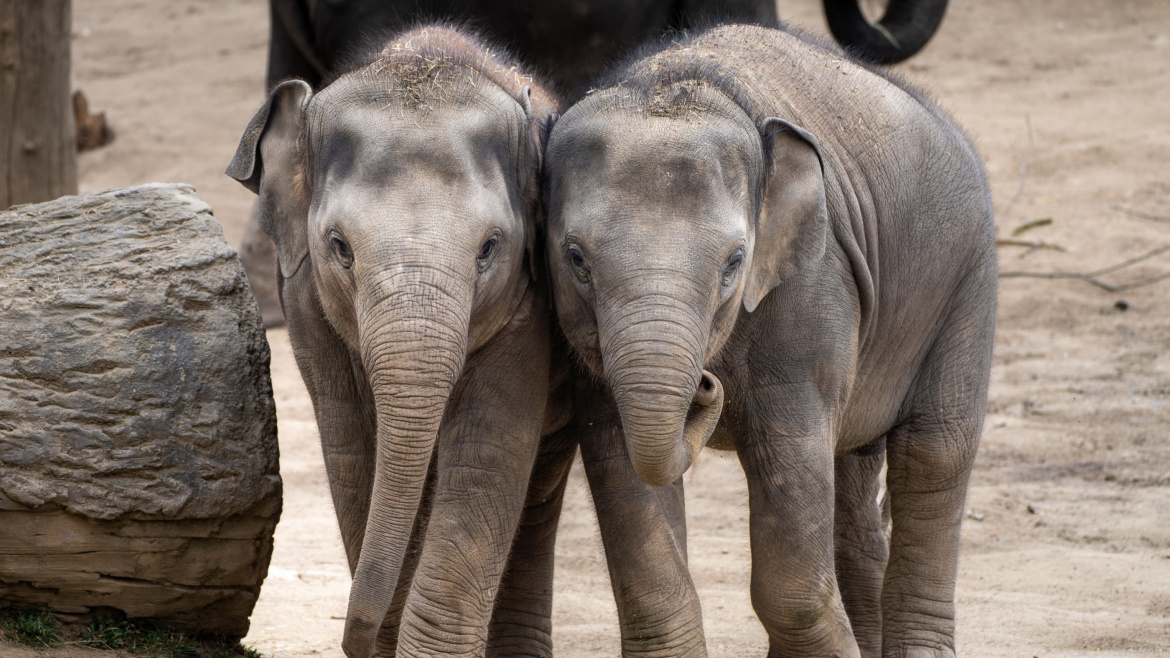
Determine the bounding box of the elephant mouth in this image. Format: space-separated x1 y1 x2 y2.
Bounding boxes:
683 369 725 458
693 371 720 407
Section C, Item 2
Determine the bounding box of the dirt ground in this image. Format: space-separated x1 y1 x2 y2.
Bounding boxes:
7 0 1168 655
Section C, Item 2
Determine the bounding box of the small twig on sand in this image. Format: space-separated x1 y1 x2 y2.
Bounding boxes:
1000 114 1033 222
1000 244 1170 292
1109 203 1170 223
1011 217 1053 235
995 238 1066 258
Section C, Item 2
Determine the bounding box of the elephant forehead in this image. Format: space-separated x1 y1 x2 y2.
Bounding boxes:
554 110 758 203
551 114 756 225
307 79 520 179
306 101 518 196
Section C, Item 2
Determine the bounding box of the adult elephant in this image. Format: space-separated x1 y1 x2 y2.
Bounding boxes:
267 0 778 98
824 0 948 64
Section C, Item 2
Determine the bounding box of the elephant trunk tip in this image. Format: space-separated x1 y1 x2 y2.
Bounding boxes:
682 369 723 456
342 615 378 658
622 369 725 487
693 370 720 407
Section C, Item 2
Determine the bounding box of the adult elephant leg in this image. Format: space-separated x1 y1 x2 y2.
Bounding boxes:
881 273 993 658
677 0 779 27
823 0 949 64
267 0 326 89
393 300 551 656
487 426 577 657
737 404 860 658
576 378 707 658
239 201 284 327
834 438 889 658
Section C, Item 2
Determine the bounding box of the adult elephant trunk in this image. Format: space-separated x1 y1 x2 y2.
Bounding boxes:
341 272 470 658
824 0 949 64
600 297 725 487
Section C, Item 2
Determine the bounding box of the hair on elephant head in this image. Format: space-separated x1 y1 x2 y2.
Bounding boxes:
228 24 559 658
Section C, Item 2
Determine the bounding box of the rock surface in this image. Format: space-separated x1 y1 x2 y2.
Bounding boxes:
0 184 280 638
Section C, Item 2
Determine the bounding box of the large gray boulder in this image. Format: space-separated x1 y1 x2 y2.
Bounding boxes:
0 184 280 639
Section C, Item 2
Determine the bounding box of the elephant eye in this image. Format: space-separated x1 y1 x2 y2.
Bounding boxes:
721 250 744 288
478 237 497 259
331 235 353 269
476 236 499 273
567 244 590 284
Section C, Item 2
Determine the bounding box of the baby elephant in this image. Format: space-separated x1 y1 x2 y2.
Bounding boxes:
545 24 996 658
227 26 573 658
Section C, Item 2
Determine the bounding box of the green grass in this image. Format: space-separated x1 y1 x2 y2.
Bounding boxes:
82 617 200 656
82 617 264 657
0 607 262 657
0 608 61 647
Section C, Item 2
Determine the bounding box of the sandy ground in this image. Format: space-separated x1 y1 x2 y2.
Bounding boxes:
7 0 1169 655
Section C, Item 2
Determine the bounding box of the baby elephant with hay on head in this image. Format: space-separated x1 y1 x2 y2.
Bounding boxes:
544 23 996 658
227 25 574 658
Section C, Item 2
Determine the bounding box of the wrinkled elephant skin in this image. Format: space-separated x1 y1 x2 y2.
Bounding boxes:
545 24 995 658
245 0 780 326
227 26 575 658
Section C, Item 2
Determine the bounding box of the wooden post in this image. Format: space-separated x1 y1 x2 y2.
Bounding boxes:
0 0 76 208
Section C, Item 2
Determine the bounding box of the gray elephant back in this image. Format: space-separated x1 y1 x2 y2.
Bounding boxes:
607 23 994 281
594 23 997 443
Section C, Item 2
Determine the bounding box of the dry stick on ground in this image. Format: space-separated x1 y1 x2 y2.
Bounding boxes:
1109 204 1170 224
1000 244 1170 292
995 238 1066 257
997 217 1064 258
1011 217 1053 236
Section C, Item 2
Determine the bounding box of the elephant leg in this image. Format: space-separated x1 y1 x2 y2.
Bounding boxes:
267 0 326 89
576 380 706 658
280 265 376 569
736 416 860 658
882 419 978 658
881 306 991 658
487 427 578 657
678 0 778 28
281 267 423 655
238 201 284 327
835 439 889 658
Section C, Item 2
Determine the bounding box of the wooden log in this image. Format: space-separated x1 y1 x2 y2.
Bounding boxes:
0 184 280 639
0 0 77 208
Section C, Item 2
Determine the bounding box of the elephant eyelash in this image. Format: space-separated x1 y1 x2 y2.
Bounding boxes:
331 235 354 268
476 236 500 273
566 244 591 284
721 250 744 287
478 238 497 259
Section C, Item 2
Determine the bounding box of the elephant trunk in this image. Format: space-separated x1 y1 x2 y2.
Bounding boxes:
341 275 469 658
601 298 724 487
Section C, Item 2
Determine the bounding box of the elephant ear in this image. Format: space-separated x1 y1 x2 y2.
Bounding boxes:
515 85 547 281
226 79 314 279
742 118 829 313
